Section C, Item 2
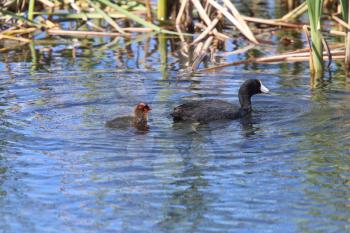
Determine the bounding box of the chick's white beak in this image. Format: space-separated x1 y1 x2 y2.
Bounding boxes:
259 81 269 93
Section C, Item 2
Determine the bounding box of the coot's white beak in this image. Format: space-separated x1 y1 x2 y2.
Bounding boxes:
259 81 269 93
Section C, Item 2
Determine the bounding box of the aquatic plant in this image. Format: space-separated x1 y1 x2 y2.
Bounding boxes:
341 0 350 70
306 0 324 77
157 0 168 21
339 0 348 22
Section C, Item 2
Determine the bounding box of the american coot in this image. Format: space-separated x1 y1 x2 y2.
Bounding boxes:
106 102 151 130
171 79 269 123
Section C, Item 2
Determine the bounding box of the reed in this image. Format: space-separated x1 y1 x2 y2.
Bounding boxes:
96 0 180 35
0 9 43 27
28 0 35 21
306 0 324 77
157 0 168 21
281 2 307 21
339 0 348 22
343 0 350 70
86 0 125 34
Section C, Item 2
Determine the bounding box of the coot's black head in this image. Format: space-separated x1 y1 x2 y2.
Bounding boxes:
239 79 269 97
238 79 269 109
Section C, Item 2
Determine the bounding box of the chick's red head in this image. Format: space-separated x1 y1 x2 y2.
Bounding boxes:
136 102 151 112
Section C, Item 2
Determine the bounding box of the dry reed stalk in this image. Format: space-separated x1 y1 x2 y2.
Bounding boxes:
1 28 36 35
200 59 252 71
257 55 344 63
239 15 345 37
281 2 307 21
96 37 120 50
33 12 128 19
191 0 212 25
190 15 221 45
328 30 346 36
48 29 128 37
176 0 188 25
38 0 55 7
191 0 229 41
195 22 207 30
210 31 229 41
208 0 258 42
219 44 255 56
204 0 210 12
180 43 190 57
1 27 17 33
176 25 186 42
222 0 257 42
175 0 188 42
145 0 153 22
202 36 214 52
87 0 125 34
255 50 344 62
194 42 204 57
251 27 277 34
332 15 350 30
242 16 305 28
282 44 344 55
192 36 214 70
123 27 153 32
201 49 344 72
0 34 31 43
69 0 87 21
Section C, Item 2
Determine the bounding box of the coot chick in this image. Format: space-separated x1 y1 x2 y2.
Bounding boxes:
171 79 269 123
106 102 151 130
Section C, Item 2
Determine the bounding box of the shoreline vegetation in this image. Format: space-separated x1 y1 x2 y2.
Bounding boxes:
0 0 349 78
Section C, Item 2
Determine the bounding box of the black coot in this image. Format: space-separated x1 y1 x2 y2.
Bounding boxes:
106 102 151 130
171 79 269 123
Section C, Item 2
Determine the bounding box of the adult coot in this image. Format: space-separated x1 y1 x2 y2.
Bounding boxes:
106 102 151 130
171 79 269 123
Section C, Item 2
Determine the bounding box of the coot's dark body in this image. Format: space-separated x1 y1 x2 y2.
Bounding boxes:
171 79 269 123
172 99 244 123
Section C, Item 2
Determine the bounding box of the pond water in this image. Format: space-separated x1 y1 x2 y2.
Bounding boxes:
1 43 350 232
1 2 350 232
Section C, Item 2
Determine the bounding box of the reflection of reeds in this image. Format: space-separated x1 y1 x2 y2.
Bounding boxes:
201 45 345 72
